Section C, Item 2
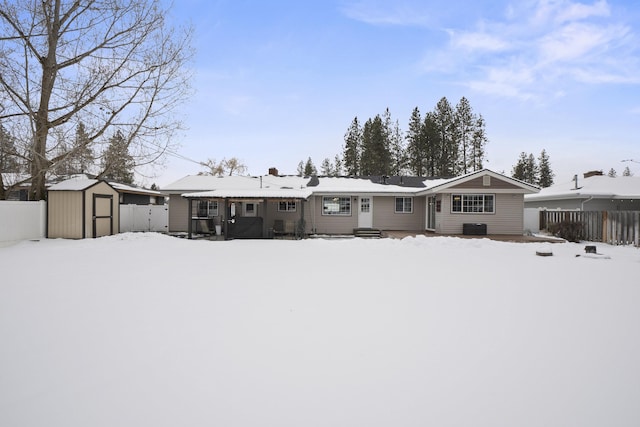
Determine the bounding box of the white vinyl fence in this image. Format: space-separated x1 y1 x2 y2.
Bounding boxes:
119 204 168 233
1 201 168 246
524 208 541 234
0 200 46 246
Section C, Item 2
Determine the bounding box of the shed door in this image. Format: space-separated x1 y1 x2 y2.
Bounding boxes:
358 197 373 228
93 194 114 238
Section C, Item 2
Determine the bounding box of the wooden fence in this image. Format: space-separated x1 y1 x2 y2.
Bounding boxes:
540 210 640 246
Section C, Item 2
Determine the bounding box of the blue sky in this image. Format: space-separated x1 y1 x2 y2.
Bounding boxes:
155 0 640 186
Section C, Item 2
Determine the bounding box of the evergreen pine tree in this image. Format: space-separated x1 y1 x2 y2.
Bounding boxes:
471 114 487 172
622 166 633 177
360 115 390 175
433 97 455 176
296 161 304 177
454 97 475 174
303 157 317 176
333 154 343 176
512 152 529 182
423 111 441 177
342 117 361 176
320 158 332 175
0 124 21 173
537 149 554 187
100 130 135 184
406 107 425 176
608 168 617 177
389 118 406 175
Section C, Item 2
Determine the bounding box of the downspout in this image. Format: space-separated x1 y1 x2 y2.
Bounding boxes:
580 196 593 211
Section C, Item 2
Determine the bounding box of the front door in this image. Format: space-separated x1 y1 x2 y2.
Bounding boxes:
358 196 373 228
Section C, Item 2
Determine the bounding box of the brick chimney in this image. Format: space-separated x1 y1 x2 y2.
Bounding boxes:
583 170 603 178
268 167 279 176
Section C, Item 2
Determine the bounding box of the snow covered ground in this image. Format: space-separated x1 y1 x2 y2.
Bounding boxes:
1 233 639 427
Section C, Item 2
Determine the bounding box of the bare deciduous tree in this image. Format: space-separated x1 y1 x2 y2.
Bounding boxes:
198 157 247 176
0 0 194 199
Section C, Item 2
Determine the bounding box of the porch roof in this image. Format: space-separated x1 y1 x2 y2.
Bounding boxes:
182 187 313 200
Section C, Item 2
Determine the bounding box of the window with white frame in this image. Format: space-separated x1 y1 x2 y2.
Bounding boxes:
451 194 494 213
322 196 351 215
395 197 413 213
278 201 297 212
196 200 218 217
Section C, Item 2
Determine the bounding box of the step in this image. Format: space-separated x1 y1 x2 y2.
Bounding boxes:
353 228 382 238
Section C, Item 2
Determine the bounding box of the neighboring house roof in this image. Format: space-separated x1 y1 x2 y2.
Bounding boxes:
109 181 163 197
525 175 640 201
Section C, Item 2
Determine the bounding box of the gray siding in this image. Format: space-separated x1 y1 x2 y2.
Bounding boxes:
306 195 357 234
372 196 425 230
438 193 525 234
449 175 521 190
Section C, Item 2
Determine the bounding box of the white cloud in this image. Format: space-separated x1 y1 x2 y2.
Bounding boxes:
340 1 432 26
538 22 630 64
449 30 511 52
427 0 639 100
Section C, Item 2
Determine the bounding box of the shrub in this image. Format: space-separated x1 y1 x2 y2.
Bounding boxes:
548 220 584 242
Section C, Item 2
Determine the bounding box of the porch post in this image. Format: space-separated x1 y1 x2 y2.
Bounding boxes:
187 198 193 239
223 198 229 240
263 198 268 238
298 198 305 239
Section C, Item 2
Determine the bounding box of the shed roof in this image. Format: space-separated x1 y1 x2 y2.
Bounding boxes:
48 177 102 191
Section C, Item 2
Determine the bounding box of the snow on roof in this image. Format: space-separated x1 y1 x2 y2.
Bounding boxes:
184 187 314 199
311 176 429 194
419 169 540 194
109 181 162 196
526 175 640 201
165 169 538 199
48 177 101 191
162 174 311 193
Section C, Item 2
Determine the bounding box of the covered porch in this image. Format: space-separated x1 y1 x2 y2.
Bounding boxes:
182 188 312 240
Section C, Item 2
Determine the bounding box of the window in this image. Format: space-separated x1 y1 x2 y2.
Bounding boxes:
395 197 413 213
322 196 351 215
278 201 297 212
244 202 256 217
196 200 218 217
360 197 370 213
451 194 494 213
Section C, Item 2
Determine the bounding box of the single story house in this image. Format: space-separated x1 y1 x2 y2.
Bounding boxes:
162 169 539 239
525 170 640 211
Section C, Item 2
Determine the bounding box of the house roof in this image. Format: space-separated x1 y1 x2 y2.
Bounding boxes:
162 174 311 193
525 175 640 201
164 169 537 199
416 169 540 195
309 176 433 194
